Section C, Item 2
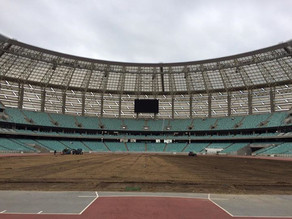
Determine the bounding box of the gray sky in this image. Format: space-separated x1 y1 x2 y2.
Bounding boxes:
0 0 291 63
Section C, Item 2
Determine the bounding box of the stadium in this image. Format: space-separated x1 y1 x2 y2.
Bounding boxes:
0 34 292 218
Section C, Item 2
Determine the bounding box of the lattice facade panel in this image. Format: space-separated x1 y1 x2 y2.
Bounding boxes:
211 92 228 117
22 84 41 111
191 93 209 117
230 90 249 115
0 80 19 107
252 88 271 114
44 88 63 114
65 90 83 115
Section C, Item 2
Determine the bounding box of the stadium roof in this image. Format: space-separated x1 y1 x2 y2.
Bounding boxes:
0 36 291 95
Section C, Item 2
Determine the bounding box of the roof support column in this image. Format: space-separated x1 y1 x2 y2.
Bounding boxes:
62 90 66 114
227 92 231 116
81 92 85 116
118 94 122 118
18 82 24 109
100 93 104 117
41 88 46 112
208 93 212 118
172 97 175 119
189 94 193 119
248 89 253 115
270 87 275 113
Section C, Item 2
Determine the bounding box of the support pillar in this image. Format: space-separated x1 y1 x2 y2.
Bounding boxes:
189 94 193 119
81 92 85 116
18 83 24 109
227 92 231 116
248 89 253 115
62 90 66 114
208 93 212 117
270 87 275 113
100 93 104 117
41 88 46 112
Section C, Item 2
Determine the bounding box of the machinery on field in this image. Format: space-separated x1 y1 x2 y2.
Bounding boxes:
62 148 83 155
188 151 197 157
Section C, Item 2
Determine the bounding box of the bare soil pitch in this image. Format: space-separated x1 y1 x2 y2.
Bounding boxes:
0 153 291 194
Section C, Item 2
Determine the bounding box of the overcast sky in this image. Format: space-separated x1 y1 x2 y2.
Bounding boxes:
0 0 291 63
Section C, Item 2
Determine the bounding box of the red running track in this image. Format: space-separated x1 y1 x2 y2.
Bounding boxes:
0 197 290 219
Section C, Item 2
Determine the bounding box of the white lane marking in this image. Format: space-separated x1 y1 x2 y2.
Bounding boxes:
79 191 99 215
208 194 234 217
78 196 97 198
211 198 229 201
37 211 43 214
233 215 292 218
0 210 7 213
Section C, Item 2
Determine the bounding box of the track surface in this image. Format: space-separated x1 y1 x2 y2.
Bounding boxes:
0 191 291 219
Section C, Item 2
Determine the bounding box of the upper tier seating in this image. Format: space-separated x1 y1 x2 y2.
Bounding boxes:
215 116 243 130
75 116 99 129
100 118 122 130
22 110 53 126
49 113 78 128
124 119 145 131
0 107 290 132
240 113 271 129
264 112 289 127
193 117 217 130
4 108 29 124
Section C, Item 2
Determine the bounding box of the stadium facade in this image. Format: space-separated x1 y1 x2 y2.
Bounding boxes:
0 34 292 119
0 34 292 156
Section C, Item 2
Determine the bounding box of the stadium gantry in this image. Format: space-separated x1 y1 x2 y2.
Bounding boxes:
0 34 292 156
0 34 292 119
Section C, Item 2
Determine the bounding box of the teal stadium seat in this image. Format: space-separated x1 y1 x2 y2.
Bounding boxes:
146 143 165 152
193 117 217 130
240 113 270 129
49 113 78 128
184 143 209 153
75 116 99 129
215 116 243 130
165 143 188 152
22 110 53 126
100 118 123 130
82 141 109 152
127 142 145 152
0 137 35 152
35 139 68 152
260 143 292 155
124 119 145 131
4 108 29 124
220 143 249 154
265 112 289 127
105 142 127 152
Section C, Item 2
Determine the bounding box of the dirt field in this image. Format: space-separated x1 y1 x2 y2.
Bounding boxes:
0 153 291 194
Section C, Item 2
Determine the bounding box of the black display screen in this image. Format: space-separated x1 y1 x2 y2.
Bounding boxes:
134 99 159 114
